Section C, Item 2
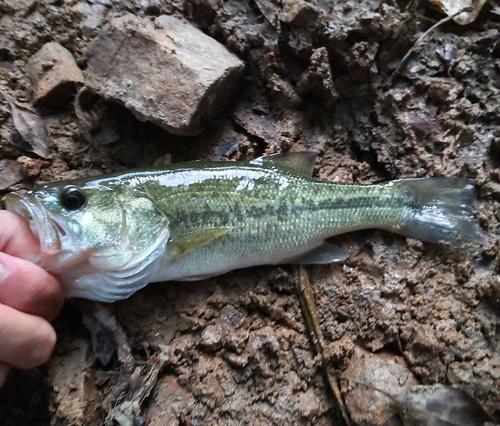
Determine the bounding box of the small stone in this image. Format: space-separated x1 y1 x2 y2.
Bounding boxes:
74 2 108 37
201 325 223 351
26 43 84 107
268 74 302 109
281 0 319 27
342 347 420 426
295 389 322 418
85 14 245 136
224 352 249 368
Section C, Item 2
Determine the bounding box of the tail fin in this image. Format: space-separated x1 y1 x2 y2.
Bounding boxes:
394 178 485 247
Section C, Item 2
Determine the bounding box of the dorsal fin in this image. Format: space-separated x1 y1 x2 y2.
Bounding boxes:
249 152 318 177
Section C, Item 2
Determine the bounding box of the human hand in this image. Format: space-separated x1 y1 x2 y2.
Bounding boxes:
0 210 65 387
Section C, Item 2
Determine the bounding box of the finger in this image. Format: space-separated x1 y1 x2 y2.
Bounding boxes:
0 362 9 388
0 252 64 321
0 303 56 369
0 210 41 261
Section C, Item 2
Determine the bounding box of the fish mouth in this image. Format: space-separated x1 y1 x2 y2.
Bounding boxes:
3 193 80 268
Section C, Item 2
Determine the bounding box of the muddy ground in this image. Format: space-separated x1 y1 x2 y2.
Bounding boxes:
0 0 499 425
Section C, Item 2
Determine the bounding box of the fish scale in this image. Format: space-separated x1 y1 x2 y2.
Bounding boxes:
140 167 415 281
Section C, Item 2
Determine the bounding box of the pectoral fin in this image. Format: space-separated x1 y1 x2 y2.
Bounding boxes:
289 242 350 264
169 228 231 261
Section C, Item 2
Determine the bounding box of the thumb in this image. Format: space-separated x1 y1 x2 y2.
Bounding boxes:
0 211 42 261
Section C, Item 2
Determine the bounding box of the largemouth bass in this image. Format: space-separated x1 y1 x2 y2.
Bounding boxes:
3 152 484 302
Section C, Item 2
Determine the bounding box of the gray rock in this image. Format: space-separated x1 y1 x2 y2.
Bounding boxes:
26 42 84 107
85 14 245 136
201 324 223 351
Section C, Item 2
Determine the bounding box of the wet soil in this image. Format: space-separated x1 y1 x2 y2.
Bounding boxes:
0 0 499 425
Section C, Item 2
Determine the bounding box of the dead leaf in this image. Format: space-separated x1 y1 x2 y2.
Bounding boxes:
428 0 487 25
111 345 170 426
0 90 50 158
253 0 281 29
81 310 117 366
80 302 170 425
0 159 25 190
74 86 120 145
395 385 494 426
345 379 494 426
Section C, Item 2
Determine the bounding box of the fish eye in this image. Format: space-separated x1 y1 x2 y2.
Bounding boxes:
59 186 86 211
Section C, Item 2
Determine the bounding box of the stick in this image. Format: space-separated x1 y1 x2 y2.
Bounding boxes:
294 266 352 426
391 7 473 80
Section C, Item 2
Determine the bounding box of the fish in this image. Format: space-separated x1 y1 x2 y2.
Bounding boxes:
2 152 485 302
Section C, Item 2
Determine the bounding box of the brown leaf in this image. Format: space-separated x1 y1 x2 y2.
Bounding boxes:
427 0 486 25
345 379 494 426
81 310 116 367
74 86 120 145
254 0 281 28
395 385 494 426
0 159 25 190
0 90 50 158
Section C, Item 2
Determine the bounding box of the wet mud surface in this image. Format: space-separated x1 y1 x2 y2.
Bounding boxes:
0 0 499 424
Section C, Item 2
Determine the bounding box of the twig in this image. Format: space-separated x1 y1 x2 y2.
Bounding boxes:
294 266 352 426
390 7 473 81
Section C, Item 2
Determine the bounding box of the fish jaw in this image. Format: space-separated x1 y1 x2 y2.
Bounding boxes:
3 192 86 269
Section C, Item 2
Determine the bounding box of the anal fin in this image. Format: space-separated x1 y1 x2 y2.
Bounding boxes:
289 242 350 264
